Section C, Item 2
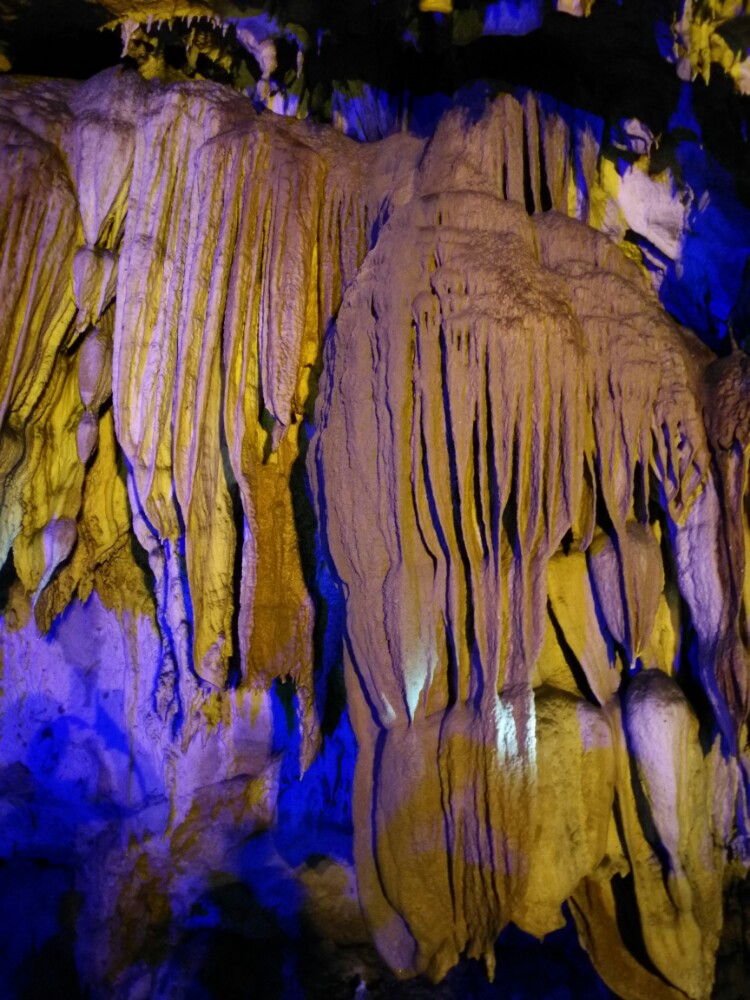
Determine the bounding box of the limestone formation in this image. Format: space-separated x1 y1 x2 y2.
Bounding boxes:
0 39 749 1000
312 183 747 997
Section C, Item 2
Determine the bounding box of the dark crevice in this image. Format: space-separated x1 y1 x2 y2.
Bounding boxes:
593 461 617 541
438 325 477 671
273 34 300 88
547 598 600 707
115 445 156 611
224 467 245 691
621 721 674 887
291 423 346 737
420 407 458 708
471 409 489 560
271 676 299 753
560 527 574 555
609 795 678 988
521 110 535 215
502 432 520 558
537 113 553 213
484 351 501 560
632 459 647 524
412 412 439 576
0 547 18 615
610 868 670 985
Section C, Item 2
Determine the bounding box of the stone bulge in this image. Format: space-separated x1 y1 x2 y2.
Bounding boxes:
0 65 749 999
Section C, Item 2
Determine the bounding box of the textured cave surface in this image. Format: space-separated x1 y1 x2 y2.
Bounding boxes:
1 3 750 999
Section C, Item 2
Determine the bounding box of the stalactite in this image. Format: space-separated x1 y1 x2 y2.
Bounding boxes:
1 66 749 1000
312 189 746 996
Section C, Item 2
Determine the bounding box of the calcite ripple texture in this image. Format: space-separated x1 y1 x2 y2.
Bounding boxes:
313 188 750 996
0 64 749 1000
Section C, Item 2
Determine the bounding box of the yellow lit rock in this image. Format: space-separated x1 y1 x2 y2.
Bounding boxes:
419 1 454 13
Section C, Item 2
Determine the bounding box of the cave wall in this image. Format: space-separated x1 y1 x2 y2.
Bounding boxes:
1 4 750 998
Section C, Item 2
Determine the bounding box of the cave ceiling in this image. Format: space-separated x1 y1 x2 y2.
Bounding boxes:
2 3 749 133
2 5 749 314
